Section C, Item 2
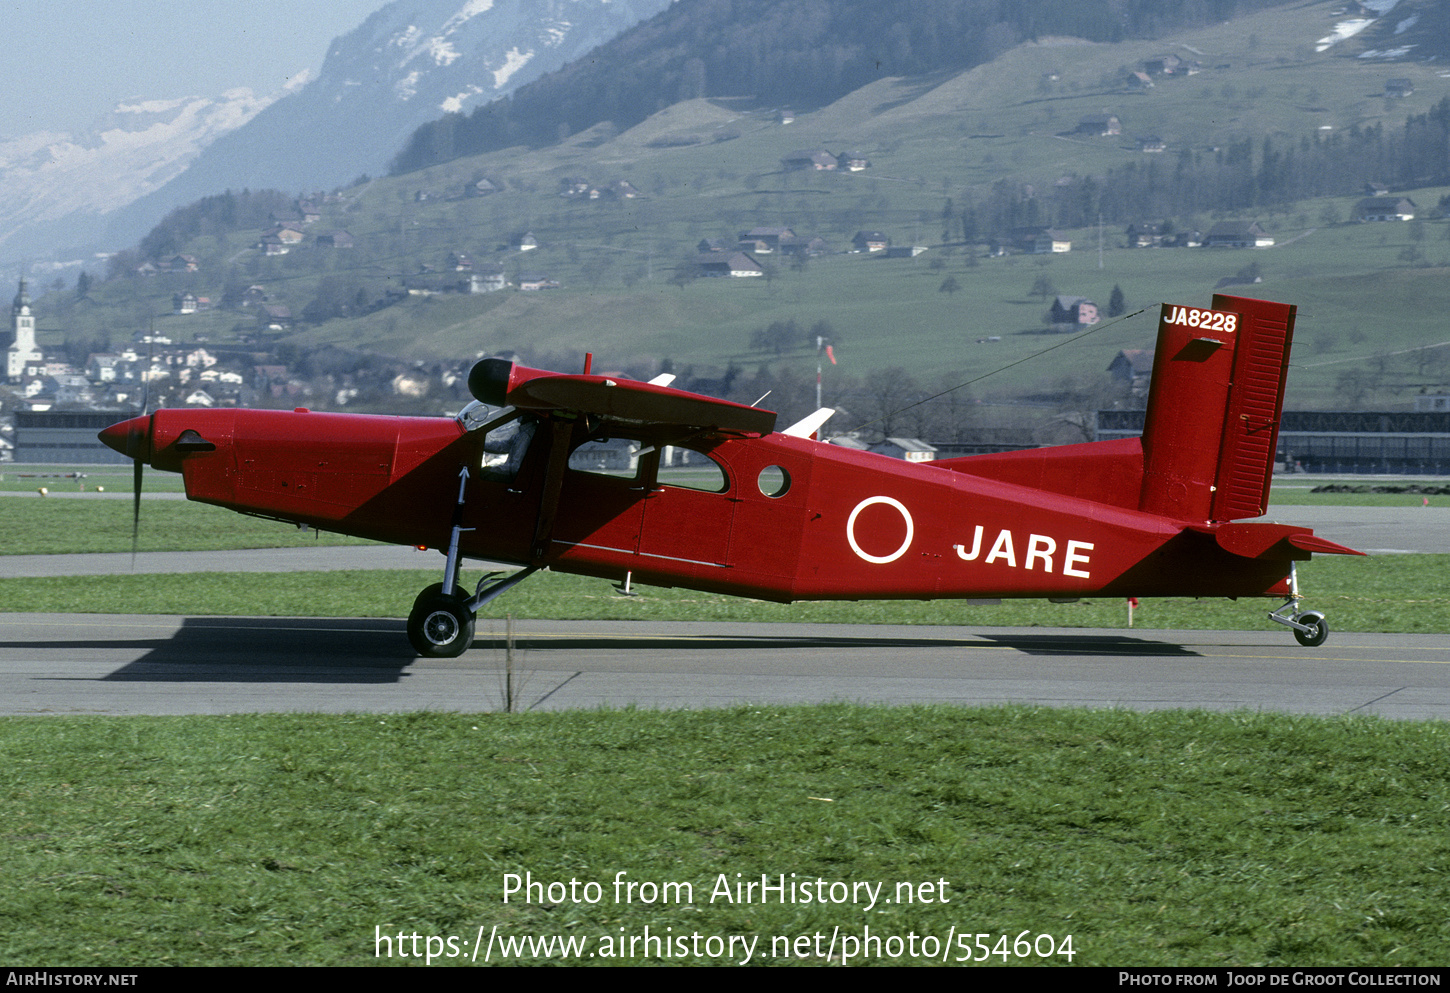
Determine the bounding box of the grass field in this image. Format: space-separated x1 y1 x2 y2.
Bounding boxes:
0 552 1442 635
2 706 1448 966
0 496 377 556
1 475 1445 630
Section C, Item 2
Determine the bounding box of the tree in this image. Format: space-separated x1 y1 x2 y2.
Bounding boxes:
750 319 802 356
1335 369 1377 408
938 276 961 295
1108 284 1125 317
861 366 919 440
669 261 700 289
1029 275 1057 302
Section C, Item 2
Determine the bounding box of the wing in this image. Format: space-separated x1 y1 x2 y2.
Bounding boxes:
467 357 777 435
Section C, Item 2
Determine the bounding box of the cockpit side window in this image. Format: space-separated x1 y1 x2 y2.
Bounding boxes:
477 412 536 482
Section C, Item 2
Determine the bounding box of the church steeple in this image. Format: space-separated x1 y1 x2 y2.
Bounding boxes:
7 276 40 384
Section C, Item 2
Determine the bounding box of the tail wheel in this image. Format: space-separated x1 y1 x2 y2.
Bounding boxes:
407 583 475 658
1293 611 1328 647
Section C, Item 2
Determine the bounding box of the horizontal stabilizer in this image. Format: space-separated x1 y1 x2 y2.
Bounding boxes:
1190 522 1365 560
1286 533 1366 557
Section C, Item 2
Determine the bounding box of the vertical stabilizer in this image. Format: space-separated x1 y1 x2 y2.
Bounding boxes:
1139 295 1296 522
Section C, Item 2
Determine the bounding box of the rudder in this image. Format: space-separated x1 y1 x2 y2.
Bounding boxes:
1139 295 1295 522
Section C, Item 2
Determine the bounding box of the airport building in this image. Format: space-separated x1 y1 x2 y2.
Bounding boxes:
1096 409 1450 474
11 410 134 464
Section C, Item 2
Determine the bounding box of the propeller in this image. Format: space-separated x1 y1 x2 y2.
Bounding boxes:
131 426 144 560
98 412 153 564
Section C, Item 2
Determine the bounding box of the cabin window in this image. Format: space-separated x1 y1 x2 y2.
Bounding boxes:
758 465 791 497
568 437 644 480
656 446 729 493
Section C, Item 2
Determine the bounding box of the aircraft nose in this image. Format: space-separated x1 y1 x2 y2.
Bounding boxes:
98 415 151 461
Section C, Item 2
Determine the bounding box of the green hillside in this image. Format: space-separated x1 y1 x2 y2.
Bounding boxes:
37 0 1450 423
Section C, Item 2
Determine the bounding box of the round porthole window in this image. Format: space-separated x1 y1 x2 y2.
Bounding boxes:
758 465 790 497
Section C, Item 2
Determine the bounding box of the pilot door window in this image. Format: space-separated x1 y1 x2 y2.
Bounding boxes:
478 415 536 482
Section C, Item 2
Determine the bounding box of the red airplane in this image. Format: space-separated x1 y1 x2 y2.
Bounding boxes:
101 293 1361 658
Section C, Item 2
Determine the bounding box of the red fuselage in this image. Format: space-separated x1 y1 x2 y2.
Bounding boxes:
102 405 1297 604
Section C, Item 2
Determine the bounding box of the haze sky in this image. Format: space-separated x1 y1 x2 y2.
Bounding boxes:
0 1 388 138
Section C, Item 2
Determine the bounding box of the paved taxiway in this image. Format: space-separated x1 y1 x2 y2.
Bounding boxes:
2 615 1447 719
1 502 1446 718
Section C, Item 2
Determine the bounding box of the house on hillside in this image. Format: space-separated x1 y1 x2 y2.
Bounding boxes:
1138 135 1166 153
779 235 828 257
261 225 304 247
315 230 355 249
781 149 836 170
871 438 937 462
1126 222 1167 247
738 227 794 252
696 252 763 277
465 266 507 294
1205 221 1274 248
1011 226 1071 254
851 231 889 253
1075 114 1121 136
172 292 208 314
257 306 291 330
518 274 560 291
1108 349 1154 392
1386 78 1414 97
1048 295 1100 326
1355 196 1416 222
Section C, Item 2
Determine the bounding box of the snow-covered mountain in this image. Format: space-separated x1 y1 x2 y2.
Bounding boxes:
0 86 288 260
103 0 672 250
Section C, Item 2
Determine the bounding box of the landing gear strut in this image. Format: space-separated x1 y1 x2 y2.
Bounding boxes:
1267 561 1329 647
405 466 539 657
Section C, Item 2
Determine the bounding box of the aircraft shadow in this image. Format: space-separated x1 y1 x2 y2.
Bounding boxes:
5 620 1203 686
470 631 1203 658
970 634 1203 657
47 617 412 683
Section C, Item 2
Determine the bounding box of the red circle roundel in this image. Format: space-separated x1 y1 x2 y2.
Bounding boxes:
846 496 914 564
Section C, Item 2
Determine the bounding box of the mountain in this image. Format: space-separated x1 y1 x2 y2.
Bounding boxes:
101 0 672 251
389 0 1310 173
0 86 286 261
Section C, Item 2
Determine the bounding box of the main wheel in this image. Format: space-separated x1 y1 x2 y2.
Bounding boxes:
1292 611 1328 647
407 583 475 658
